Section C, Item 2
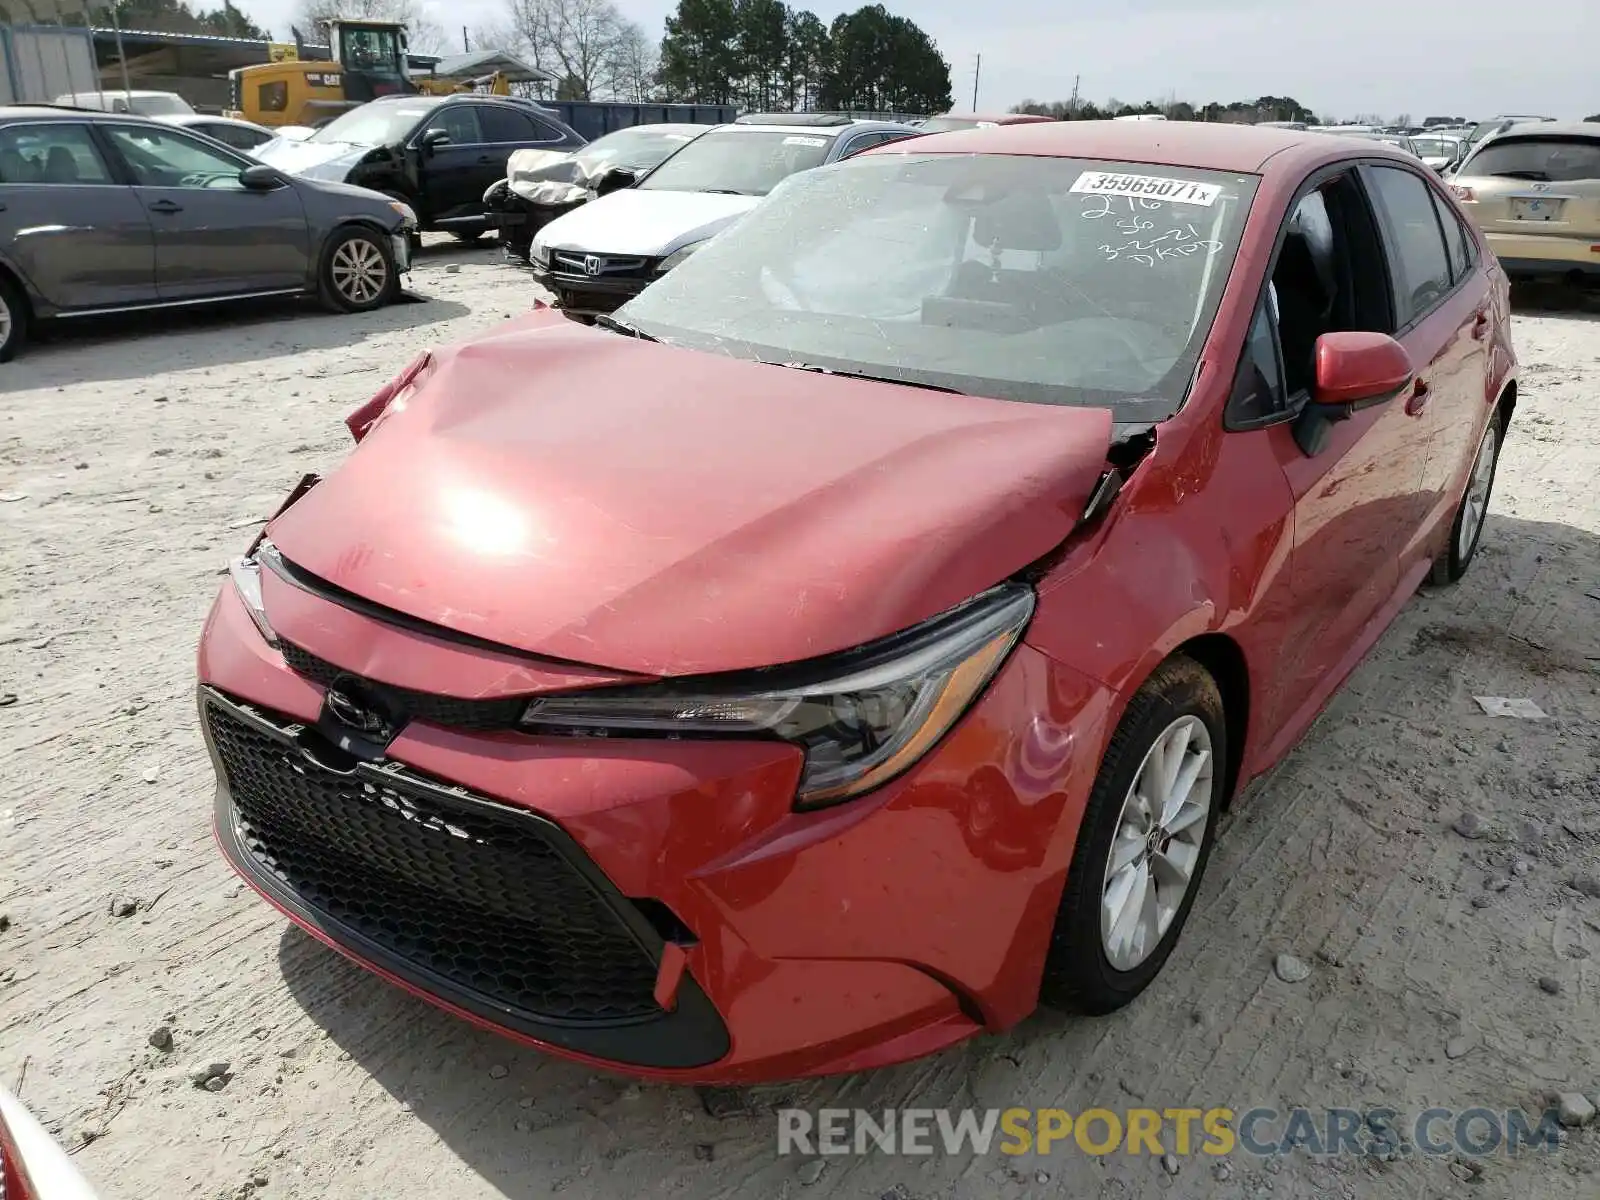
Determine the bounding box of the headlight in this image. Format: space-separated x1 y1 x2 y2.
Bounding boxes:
655 241 706 274
387 199 418 228
228 542 278 647
521 583 1035 808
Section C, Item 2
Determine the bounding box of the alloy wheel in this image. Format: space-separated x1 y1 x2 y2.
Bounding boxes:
331 238 388 306
0 293 11 348
1457 422 1498 562
1101 714 1215 972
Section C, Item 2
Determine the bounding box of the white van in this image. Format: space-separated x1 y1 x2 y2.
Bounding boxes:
52 90 195 116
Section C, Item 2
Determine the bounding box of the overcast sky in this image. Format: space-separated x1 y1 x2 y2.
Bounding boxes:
243 0 1598 121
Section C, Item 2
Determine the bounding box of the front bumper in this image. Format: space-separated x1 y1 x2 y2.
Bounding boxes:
197 571 1109 1083
392 231 413 274
528 261 651 316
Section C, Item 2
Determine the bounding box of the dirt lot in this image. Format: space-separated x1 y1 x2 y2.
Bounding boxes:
2 243 1598 1200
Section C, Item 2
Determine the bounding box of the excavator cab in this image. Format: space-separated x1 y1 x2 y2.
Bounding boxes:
328 20 411 102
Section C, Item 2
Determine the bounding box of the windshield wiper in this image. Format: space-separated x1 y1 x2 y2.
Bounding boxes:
762 361 965 394
1490 170 1550 181
700 188 749 195
592 313 658 341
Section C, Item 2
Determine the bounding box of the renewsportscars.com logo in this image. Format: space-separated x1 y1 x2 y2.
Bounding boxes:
776 1106 1566 1159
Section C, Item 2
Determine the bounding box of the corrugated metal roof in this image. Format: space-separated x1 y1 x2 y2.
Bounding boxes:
428 48 552 83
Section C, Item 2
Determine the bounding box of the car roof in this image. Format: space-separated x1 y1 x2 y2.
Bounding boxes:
595 122 708 137
1488 120 1600 139
885 119 1415 177
0 105 166 124
931 112 1055 124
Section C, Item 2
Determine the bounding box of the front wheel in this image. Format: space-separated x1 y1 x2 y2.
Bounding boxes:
1039 656 1226 1014
451 229 487 243
318 227 398 314
1430 410 1502 585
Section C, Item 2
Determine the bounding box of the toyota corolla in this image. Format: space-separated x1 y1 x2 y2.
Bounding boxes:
198 121 1516 1083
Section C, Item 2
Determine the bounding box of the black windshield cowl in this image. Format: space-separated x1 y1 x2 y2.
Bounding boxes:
762 361 965 394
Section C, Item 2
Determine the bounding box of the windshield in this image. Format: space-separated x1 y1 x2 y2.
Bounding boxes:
638 128 834 196
310 102 433 146
1459 136 1600 182
129 94 193 116
619 153 1258 419
1410 137 1456 157
575 125 700 174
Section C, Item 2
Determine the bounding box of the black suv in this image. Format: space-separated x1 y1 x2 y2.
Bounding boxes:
256 95 586 239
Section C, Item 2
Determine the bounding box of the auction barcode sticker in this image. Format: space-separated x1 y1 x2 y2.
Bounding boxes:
1069 172 1221 206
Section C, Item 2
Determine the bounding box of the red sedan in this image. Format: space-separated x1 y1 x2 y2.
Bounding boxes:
198 121 1515 1083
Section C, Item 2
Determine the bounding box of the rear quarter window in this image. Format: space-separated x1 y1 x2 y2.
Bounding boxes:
1462 136 1600 183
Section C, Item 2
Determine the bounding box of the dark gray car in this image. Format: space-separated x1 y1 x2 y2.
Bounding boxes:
0 106 420 361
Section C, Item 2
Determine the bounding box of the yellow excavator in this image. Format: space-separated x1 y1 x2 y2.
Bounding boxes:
228 20 511 129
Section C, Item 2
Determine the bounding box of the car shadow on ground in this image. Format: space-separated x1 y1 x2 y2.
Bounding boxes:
268 501 1600 1198
3 291 473 388
1510 280 1600 319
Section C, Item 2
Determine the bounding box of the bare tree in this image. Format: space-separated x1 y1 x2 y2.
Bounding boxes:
505 0 630 101
605 20 657 103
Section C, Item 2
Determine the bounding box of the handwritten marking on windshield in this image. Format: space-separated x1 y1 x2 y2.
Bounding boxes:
1096 222 1223 268
1070 171 1222 205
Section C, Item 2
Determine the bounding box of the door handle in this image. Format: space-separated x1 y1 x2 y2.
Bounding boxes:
1471 309 1490 340
148 199 183 214
1404 378 1431 416
476 155 495 164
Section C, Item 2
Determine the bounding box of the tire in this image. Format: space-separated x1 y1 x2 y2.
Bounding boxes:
1039 655 1226 1015
451 229 487 243
318 226 399 314
0 273 26 362
1429 410 1502 585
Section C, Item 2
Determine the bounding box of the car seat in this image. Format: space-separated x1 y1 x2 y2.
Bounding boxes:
44 146 79 184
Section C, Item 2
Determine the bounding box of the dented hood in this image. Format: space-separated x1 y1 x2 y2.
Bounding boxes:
267 314 1114 676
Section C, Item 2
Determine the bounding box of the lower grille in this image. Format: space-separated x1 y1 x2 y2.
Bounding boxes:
205 698 661 1023
278 641 524 731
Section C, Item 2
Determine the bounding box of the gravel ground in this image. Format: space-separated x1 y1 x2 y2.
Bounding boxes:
2 242 1599 1200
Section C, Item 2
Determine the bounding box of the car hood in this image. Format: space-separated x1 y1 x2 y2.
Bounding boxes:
266 313 1114 677
255 137 369 178
533 188 761 257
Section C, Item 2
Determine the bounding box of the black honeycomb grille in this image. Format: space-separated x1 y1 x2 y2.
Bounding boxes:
278 641 525 731
205 701 663 1024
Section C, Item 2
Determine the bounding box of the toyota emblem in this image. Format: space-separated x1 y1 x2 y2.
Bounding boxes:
583 255 604 276
325 682 391 737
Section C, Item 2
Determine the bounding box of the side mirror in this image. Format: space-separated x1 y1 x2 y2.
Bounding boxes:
421 128 450 155
1294 331 1414 456
239 163 283 189
593 166 637 195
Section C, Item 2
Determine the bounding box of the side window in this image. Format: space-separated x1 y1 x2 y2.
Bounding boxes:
0 123 114 185
1431 188 1466 282
1228 290 1288 424
530 118 572 144
1230 170 1392 426
1364 165 1453 327
1435 189 1477 278
102 125 248 189
478 106 538 144
426 106 483 145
